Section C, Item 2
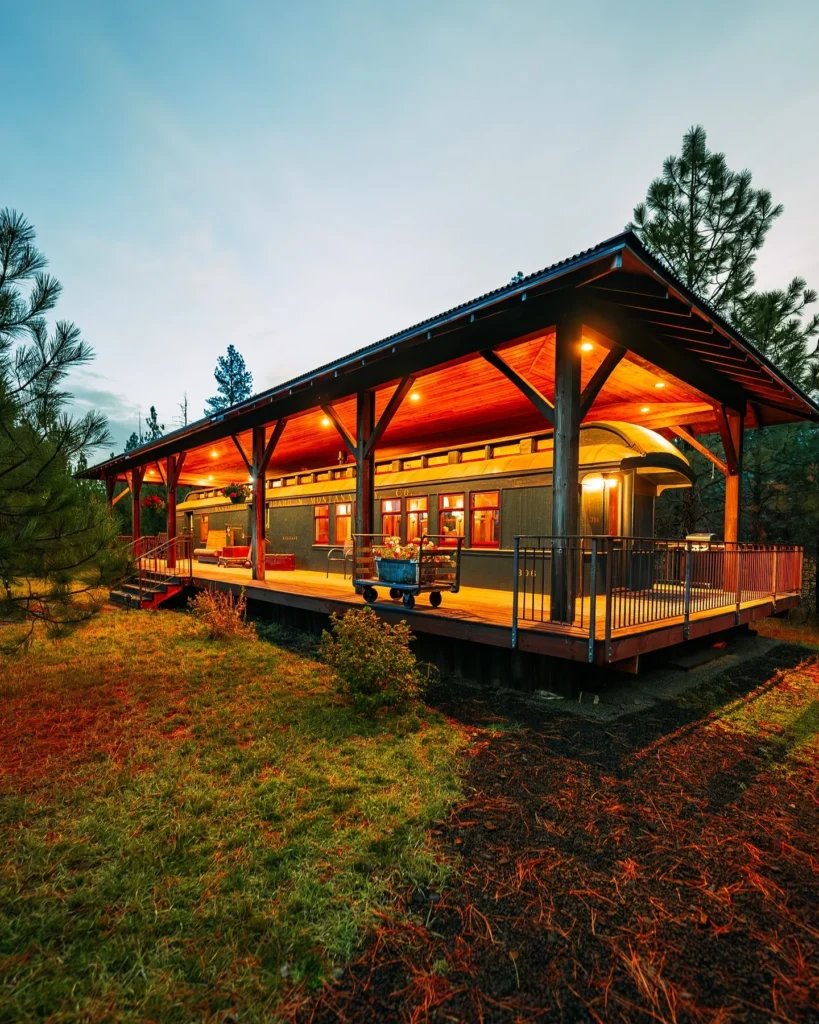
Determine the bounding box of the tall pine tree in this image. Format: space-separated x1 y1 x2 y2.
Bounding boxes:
204 344 253 415
0 209 125 649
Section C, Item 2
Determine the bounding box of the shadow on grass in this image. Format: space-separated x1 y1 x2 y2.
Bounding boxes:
290 640 819 1024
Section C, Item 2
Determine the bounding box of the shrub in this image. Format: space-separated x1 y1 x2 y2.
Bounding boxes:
320 607 421 711
189 586 253 640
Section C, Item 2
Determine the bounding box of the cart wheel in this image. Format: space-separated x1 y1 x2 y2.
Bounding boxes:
402 593 415 609
429 591 442 608
389 588 403 600
363 587 378 603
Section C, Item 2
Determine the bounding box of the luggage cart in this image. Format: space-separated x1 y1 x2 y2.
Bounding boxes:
352 534 464 609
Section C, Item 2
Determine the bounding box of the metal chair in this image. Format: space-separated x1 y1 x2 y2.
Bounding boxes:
326 540 353 578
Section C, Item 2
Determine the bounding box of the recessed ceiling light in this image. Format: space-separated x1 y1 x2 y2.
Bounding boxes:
640 406 650 413
211 450 218 458
321 416 331 426
208 475 213 481
654 381 666 389
410 392 420 402
581 342 593 352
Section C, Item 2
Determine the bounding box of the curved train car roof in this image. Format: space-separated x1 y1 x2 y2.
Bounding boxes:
177 421 691 513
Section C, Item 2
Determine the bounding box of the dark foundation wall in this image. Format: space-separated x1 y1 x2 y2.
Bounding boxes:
247 595 586 697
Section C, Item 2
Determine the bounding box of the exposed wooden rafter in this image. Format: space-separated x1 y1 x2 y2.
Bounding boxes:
231 434 252 474
362 376 416 460
321 403 356 457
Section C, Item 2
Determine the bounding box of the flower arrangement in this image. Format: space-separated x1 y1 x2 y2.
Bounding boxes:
141 494 165 512
222 483 250 505
377 537 438 561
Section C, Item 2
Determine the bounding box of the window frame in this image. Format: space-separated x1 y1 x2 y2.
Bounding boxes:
438 493 465 547
406 495 429 543
381 497 402 541
469 490 500 549
314 504 330 545
335 502 352 545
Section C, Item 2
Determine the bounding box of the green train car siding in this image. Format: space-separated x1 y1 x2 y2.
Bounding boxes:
176 422 693 592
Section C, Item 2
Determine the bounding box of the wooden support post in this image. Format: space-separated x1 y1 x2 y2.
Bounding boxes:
165 453 186 569
250 419 287 581
130 466 145 548
721 409 744 545
105 476 116 509
550 307 582 624
356 391 375 539
251 426 265 580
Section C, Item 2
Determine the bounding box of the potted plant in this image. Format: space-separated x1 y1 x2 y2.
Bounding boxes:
222 483 250 505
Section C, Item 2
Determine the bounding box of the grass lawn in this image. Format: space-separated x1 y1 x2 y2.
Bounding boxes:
0 608 465 1023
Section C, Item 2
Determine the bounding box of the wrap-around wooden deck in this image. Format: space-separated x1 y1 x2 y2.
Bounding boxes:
190 563 800 666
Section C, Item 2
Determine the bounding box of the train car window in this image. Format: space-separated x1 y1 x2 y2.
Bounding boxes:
439 494 464 546
471 491 500 547
335 503 352 544
314 505 329 544
406 496 428 542
381 498 401 540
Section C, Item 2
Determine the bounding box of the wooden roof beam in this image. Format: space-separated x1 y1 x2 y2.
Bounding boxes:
258 419 287 475
668 426 727 476
480 348 554 425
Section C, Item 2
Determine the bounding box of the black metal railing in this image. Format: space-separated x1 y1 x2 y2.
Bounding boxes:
512 536 803 661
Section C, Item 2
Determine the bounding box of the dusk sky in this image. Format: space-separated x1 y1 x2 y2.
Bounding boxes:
6 0 819 452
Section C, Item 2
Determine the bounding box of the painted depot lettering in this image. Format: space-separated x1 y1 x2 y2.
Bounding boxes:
268 492 354 509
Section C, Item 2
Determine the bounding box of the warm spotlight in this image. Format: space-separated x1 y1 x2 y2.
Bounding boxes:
321 416 331 427
640 406 650 413
654 381 666 389
410 392 420 402
581 342 593 353
211 450 218 458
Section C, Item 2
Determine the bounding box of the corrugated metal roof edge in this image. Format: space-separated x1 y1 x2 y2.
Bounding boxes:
81 229 819 478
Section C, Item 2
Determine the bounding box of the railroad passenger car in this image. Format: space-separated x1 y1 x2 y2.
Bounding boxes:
176 421 692 592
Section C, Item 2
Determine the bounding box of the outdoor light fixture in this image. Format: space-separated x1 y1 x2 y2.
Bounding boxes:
410 392 420 402
604 477 617 489
211 450 218 458
581 475 605 491
321 416 331 426
640 406 650 413
581 342 593 352
654 381 666 388
208 475 213 481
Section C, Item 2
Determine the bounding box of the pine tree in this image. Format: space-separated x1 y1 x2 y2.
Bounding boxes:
204 344 253 416
629 125 782 315
0 209 125 649
144 405 164 440
124 431 141 452
733 279 819 390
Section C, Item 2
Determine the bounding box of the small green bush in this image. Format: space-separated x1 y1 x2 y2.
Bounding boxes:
320 607 421 711
189 586 253 640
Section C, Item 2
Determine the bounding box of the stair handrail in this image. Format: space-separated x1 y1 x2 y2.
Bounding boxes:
132 535 193 605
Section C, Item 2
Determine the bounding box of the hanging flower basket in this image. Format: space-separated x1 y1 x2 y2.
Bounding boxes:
222 483 250 505
141 494 165 512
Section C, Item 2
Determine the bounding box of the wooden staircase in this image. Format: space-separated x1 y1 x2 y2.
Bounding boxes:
110 537 193 611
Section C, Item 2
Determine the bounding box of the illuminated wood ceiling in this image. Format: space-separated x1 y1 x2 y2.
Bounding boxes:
163 328 718 487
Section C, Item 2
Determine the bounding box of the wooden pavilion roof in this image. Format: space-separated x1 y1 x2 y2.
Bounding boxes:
83 231 819 488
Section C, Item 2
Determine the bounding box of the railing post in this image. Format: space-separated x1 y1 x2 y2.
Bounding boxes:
735 544 743 625
771 545 778 612
683 541 692 640
604 537 613 662
587 539 597 664
512 536 520 649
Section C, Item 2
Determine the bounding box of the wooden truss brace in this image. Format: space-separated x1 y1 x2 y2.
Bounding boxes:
231 434 252 474
254 419 287 477
166 452 187 489
714 404 743 474
579 345 625 419
153 460 166 485
480 349 554 425
128 465 146 493
322 375 416 461
668 426 727 476
111 486 130 507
